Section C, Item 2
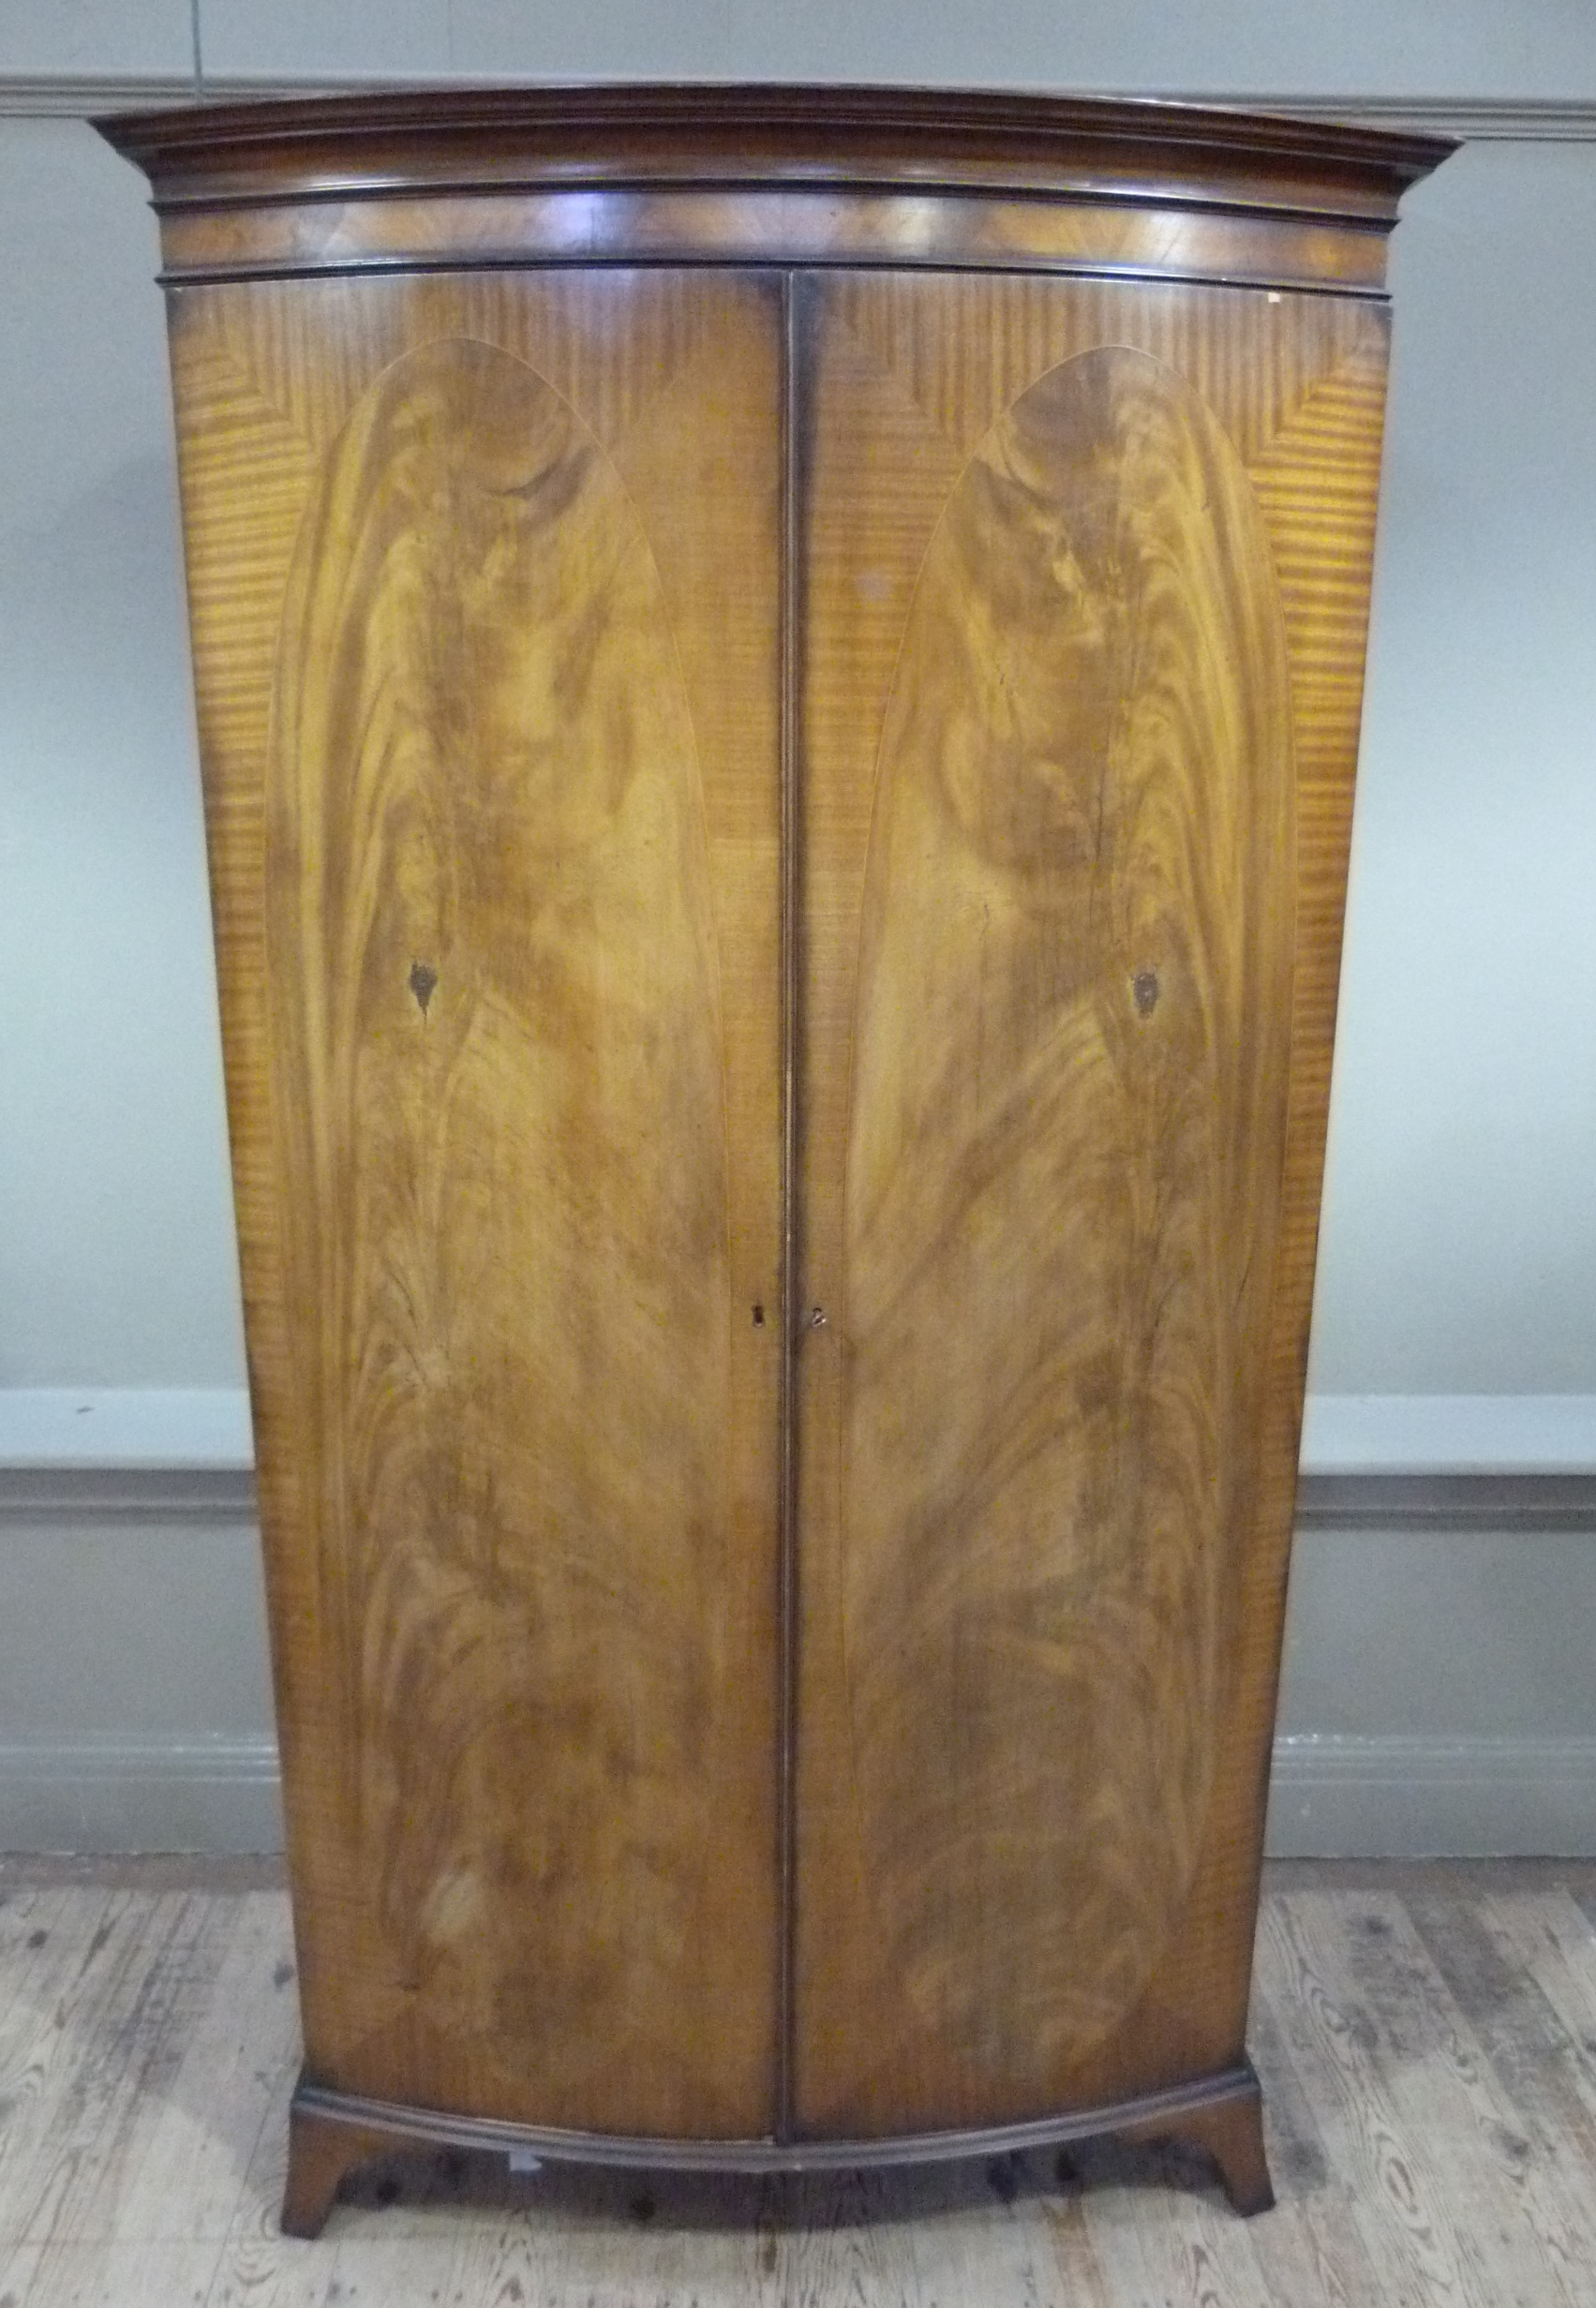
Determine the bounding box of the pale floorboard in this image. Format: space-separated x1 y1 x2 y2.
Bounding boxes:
0 1860 1593 2306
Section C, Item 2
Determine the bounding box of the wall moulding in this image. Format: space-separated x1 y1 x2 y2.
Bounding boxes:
9 1391 1594 1525
2 1391 1592 1855
7 77 1596 139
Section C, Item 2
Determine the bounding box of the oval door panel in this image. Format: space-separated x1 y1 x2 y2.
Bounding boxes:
267 337 733 2118
843 346 1294 2075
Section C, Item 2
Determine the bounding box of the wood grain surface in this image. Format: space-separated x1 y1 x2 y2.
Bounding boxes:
102 83 1448 232
2 1859 1593 2303
150 188 1396 300
839 340 1293 2074
168 271 784 2137
159 239 1392 2159
793 272 1388 2134
101 87 1450 301
270 328 738 2096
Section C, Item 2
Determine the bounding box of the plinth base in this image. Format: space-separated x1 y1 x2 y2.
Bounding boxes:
280 2061 1274 2239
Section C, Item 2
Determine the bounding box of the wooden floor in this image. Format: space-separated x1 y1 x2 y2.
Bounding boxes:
1 1859 1594 2304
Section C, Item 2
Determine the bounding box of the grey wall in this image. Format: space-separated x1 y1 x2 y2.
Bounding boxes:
26 0 1596 102
3 0 1596 1853
0 117 243 1390
1312 141 1596 1392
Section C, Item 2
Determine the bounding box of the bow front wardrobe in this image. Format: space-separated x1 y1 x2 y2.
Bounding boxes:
98 86 1447 2236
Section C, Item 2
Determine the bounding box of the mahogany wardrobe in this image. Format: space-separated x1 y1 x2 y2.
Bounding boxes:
98 87 1447 2236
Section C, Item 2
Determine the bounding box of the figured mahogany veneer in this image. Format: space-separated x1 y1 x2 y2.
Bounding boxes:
97 86 1449 2236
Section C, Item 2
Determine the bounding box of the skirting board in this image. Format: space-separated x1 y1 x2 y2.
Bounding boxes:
8 77 1596 139
0 1736 282 1854
2 1731 1593 1858
1266 1734 1596 1859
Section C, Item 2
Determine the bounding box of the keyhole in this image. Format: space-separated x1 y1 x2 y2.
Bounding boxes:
752 1304 766 1327
409 960 438 1016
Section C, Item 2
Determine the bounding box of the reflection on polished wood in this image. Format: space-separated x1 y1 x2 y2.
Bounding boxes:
154 189 1393 297
105 82 1448 232
108 85 1447 296
842 344 1293 2079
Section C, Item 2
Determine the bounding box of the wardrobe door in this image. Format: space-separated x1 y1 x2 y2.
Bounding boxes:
790 269 1389 2133
168 270 785 2136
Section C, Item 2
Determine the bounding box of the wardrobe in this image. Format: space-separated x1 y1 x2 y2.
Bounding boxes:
98 86 1448 2235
